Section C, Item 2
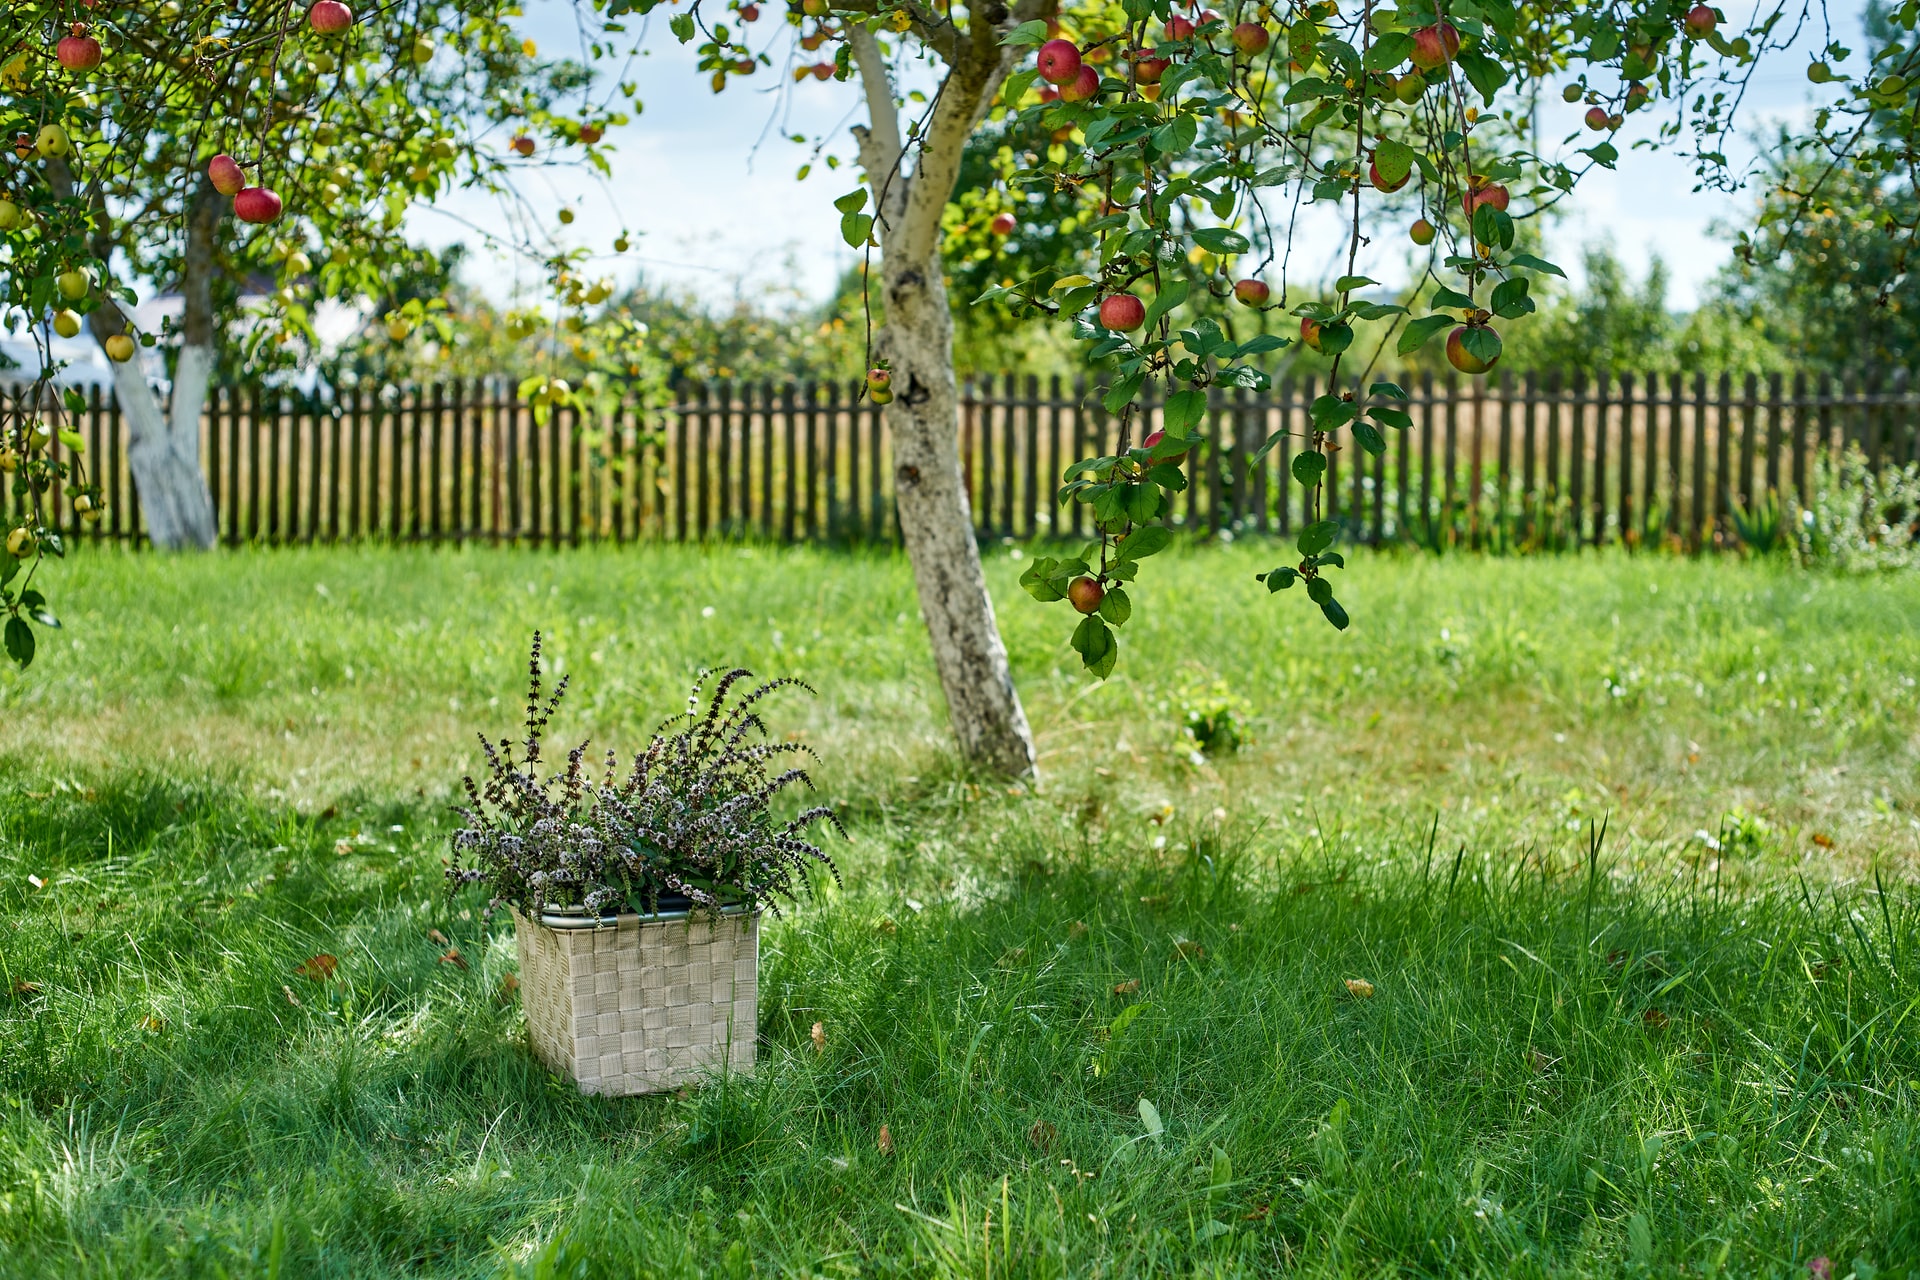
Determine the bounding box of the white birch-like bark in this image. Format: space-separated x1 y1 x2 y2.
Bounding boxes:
849 12 1042 779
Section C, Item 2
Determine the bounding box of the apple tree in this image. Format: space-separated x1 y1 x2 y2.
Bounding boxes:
0 0 635 664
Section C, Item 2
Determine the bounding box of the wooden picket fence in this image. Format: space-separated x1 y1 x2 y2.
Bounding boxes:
9 370 1920 551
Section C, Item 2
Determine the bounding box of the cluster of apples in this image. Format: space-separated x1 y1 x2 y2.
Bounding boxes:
207 154 282 224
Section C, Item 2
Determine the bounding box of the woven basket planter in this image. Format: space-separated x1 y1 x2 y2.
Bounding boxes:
511 906 759 1096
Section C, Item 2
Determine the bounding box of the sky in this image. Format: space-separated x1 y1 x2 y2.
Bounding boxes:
420 1 1875 316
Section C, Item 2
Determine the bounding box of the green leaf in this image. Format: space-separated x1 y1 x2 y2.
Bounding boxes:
1320 596 1350 629
1283 77 1336 104
1297 519 1339 556
1105 372 1145 413
1309 394 1356 430
1456 49 1509 103
1163 388 1208 435
1333 275 1377 293
1490 276 1535 319
839 212 874 247
1146 462 1187 490
1472 204 1514 251
1191 227 1251 255
1020 558 1067 602
1363 30 1415 68
1291 450 1328 487
1234 333 1290 357
1398 314 1455 355
1369 380 1409 400
4 617 32 668
1071 614 1118 679
1151 113 1199 155
1316 322 1353 357
1251 165 1295 187
1260 566 1299 592
1126 482 1160 523
1461 325 1503 366
1317 551 1345 569
1507 253 1566 278
1115 525 1171 561
1583 141 1619 168
1002 18 1049 45
1431 285 1476 311
1138 1097 1165 1141
1142 281 1189 334
1348 301 1406 321
1371 137 1415 188
1098 584 1132 625
668 11 695 40
1370 405 1413 430
1352 420 1387 455
832 188 868 215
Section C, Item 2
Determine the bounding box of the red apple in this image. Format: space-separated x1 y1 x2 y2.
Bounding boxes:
1165 15 1195 40
1409 217 1436 245
1037 85 1060 103
1067 576 1105 614
1099 293 1146 331
1233 278 1269 306
1131 51 1170 83
1462 181 1508 215
1584 105 1609 130
1060 65 1100 103
511 134 535 156
307 1 353 34
1036 38 1083 86
1231 22 1270 54
207 154 247 196
1408 22 1460 71
867 367 890 388
989 212 1017 235
810 61 835 80
1300 316 1324 351
1370 156 1408 193
1141 428 1188 463
1683 4 1716 37
1446 324 1498 374
57 26 102 71
579 123 603 143
233 187 283 224
739 3 760 18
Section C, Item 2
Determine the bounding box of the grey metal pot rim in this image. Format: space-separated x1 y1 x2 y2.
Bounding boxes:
536 902 756 929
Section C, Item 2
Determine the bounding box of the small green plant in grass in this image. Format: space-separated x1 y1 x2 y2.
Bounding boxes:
1790 444 1920 572
448 632 843 918
1731 488 1785 555
1179 681 1252 759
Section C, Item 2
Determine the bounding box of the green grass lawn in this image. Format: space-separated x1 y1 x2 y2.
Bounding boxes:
1 543 1916 1277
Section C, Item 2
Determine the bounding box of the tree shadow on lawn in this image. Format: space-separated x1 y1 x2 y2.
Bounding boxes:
0 769 1916 1278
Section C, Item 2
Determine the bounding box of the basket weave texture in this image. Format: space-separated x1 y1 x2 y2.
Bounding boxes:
512 907 758 1096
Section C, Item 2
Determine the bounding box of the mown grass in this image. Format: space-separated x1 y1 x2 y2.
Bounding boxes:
0 543 1917 1277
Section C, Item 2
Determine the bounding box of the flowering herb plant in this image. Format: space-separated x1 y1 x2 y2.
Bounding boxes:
449 634 843 919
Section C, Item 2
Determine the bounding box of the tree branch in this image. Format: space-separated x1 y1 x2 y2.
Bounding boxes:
848 25 907 242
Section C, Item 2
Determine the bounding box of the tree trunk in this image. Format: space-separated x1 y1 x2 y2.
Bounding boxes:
850 23 1039 780
52 157 218 550
880 253 1038 779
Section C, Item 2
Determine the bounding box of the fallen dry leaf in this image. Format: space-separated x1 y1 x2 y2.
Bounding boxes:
874 916 898 936
333 838 354 856
439 948 468 970
876 1124 894 1156
497 973 520 1003
1527 1048 1557 1075
1066 920 1088 940
1173 939 1206 960
1027 1119 1056 1152
1344 978 1376 999
1243 1201 1272 1221
1112 979 1140 996
26 874 45 889
428 928 451 947
282 984 301 1006
138 1014 166 1032
810 1021 826 1053
295 954 338 981
11 980 42 996
1811 832 1835 849
1641 1009 1671 1030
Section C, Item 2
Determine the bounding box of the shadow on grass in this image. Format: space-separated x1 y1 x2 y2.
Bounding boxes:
0 768 1916 1278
